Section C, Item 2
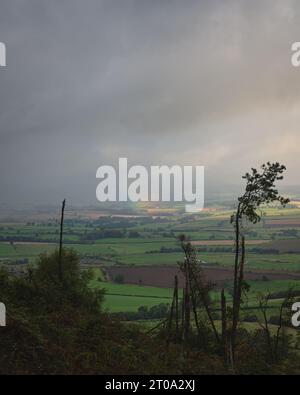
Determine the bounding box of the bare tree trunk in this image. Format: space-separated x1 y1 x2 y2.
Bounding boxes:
183 259 191 341
263 309 273 361
231 207 242 359
234 236 245 331
221 288 228 363
259 298 274 362
174 275 179 341
274 294 289 360
166 276 177 347
190 285 201 339
228 337 235 373
274 304 283 360
181 287 185 342
232 206 241 322
58 199 66 282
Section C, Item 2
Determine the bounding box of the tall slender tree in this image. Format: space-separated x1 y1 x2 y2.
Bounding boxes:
230 162 289 359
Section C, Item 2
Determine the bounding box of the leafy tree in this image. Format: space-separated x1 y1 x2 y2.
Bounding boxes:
230 162 289 360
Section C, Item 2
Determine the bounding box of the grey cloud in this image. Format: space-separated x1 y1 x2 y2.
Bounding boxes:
0 0 300 205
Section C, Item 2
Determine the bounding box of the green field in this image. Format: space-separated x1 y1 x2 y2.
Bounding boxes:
90 276 177 312
1 204 300 317
89 266 300 314
2 240 300 271
1 204 300 263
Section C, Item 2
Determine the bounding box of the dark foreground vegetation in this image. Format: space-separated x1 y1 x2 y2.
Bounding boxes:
0 247 300 375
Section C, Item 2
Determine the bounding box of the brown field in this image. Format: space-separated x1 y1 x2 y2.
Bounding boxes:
265 239 300 253
105 265 300 288
191 240 268 246
265 219 300 227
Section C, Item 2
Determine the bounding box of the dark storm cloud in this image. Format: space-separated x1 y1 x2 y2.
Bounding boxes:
0 0 300 204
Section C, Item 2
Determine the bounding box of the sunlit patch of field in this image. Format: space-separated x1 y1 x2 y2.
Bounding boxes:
289 201 300 208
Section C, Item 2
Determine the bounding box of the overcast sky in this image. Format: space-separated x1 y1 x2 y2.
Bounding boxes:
0 0 300 205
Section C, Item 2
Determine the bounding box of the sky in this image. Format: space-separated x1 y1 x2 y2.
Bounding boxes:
0 0 300 206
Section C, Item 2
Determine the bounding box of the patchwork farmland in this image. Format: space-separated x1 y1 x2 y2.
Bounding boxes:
1 202 300 320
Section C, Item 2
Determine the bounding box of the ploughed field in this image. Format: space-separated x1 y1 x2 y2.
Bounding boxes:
105 265 300 288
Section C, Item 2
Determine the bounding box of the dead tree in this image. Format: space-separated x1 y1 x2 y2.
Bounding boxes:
58 199 66 282
189 268 220 343
179 235 220 344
